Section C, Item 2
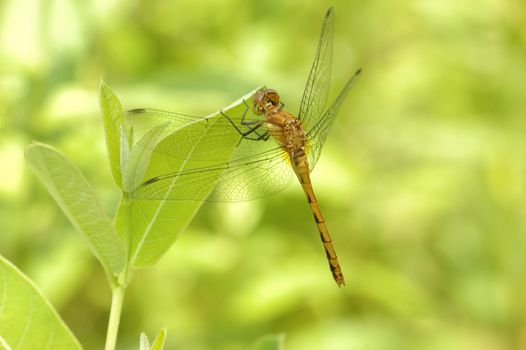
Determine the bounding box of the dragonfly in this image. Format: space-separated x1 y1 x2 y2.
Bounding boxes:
122 7 361 287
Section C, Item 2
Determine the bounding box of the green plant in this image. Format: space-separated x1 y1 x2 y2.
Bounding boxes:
0 82 284 350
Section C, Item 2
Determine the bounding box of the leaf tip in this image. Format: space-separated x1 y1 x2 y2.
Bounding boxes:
25 141 50 161
99 77 108 90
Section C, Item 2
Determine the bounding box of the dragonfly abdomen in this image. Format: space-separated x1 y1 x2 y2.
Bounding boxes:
292 160 345 287
310 200 345 287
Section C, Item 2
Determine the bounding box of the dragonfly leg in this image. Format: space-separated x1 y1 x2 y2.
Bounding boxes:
261 132 270 141
236 128 269 146
240 99 261 126
241 98 253 115
238 100 270 139
219 107 266 141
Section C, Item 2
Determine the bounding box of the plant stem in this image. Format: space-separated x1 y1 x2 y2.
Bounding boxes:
104 193 133 349
105 285 125 350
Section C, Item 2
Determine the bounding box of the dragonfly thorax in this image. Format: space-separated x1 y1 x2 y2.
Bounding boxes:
264 110 308 161
252 88 281 115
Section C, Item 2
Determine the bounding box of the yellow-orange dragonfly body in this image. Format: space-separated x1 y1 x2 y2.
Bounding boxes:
252 87 349 285
125 7 361 286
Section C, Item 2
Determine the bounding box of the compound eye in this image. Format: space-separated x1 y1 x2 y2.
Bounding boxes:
268 91 280 106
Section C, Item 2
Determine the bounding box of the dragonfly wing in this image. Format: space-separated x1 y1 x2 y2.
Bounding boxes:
116 86 296 202
307 68 362 168
210 142 294 201
298 7 334 132
132 147 295 202
117 106 266 162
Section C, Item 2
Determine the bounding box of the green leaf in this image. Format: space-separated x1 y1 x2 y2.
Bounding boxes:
150 328 166 350
25 142 126 277
125 88 261 267
100 80 123 188
120 125 131 182
0 254 82 350
138 329 165 350
248 334 286 350
123 123 168 192
139 333 150 350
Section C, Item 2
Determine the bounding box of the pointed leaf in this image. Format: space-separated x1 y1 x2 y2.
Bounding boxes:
123 123 168 192
0 255 82 350
25 142 125 276
126 88 261 267
138 329 165 350
150 328 166 350
139 333 150 350
100 80 123 188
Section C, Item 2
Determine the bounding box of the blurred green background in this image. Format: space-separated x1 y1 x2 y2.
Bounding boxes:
1 0 526 349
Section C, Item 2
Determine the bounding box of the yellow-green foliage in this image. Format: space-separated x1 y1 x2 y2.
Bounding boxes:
1 1 525 349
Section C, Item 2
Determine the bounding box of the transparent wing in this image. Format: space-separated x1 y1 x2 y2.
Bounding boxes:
133 147 295 202
298 7 334 132
307 68 362 167
119 107 295 202
115 107 269 162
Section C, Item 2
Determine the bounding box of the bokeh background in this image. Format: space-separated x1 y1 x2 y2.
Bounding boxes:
1 0 526 349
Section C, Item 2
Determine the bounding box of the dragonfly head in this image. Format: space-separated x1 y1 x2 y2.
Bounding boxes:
252 88 281 115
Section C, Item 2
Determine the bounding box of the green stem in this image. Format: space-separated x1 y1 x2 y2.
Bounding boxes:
104 192 133 349
105 284 126 350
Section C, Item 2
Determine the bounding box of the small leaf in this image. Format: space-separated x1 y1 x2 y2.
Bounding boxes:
0 254 82 350
138 329 165 350
123 123 168 192
150 328 166 350
100 80 123 188
139 333 150 350
25 142 126 277
248 334 286 350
